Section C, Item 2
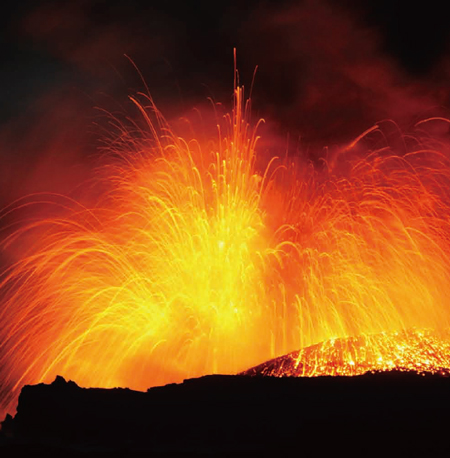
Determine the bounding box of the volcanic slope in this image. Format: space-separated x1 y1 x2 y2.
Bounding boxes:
241 328 450 377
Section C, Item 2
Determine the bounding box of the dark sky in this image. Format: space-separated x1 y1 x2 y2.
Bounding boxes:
1 0 450 204
2 1 449 114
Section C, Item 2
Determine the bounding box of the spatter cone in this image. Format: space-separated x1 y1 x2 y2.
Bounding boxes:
241 328 450 377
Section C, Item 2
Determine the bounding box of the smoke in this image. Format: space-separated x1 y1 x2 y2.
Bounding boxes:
3 0 449 162
0 0 449 253
1 0 448 271
1 0 450 244
235 0 450 147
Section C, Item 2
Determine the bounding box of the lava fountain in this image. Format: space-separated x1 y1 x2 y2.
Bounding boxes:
1 83 450 416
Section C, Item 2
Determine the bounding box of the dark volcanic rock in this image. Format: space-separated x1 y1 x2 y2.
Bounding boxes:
2 371 450 456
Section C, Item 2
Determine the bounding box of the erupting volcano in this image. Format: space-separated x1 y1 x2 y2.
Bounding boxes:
1 75 450 418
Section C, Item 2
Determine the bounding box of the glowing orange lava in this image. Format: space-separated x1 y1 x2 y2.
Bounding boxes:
1 83 450 416
242 328 450 377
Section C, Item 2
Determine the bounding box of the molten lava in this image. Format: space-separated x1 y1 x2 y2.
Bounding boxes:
242 328 450 377
1 84 450 416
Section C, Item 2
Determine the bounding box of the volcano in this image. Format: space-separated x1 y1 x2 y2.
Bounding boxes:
2 85 450 420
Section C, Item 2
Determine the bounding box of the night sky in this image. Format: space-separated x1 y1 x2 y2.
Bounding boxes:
1 0 450 206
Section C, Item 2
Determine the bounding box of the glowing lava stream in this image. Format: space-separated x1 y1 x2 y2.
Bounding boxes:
2 84 450 416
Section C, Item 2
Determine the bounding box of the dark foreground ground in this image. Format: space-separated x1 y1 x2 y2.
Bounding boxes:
1 371 450 457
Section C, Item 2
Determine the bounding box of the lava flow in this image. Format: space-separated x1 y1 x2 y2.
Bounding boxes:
242 328 450 377
1 83 450 416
